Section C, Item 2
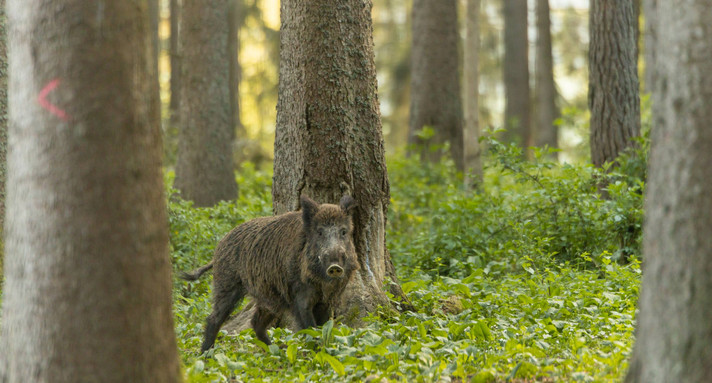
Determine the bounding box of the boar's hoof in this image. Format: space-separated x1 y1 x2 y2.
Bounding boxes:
327 264 344 278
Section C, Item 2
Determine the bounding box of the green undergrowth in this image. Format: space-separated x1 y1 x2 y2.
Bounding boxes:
170 139 645 382
388 135 645 278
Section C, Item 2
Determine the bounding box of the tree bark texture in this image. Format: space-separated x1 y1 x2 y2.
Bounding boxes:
464 0 482 188
174 0 238 206
503 0 531 149
534 0 559 156
149 0 161 142
408 0 464 171
260 0 407 328
0 2 181 382
588 0 640 168
633 0 641 65
625 1 712 382
0 0 7 237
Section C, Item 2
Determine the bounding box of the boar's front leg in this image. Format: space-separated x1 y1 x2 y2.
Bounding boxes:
312 302 331 326
292 288 317 330
251 305 277 345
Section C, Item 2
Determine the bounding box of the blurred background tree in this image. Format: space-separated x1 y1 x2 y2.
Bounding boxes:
154 0 597 168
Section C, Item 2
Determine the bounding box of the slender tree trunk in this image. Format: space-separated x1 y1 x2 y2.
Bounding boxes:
464 0 482 187
534 0 558 157
225 0 411 334
228 0 246 163
0 2 181 382
174 0 238 206
169 0 181 121
588 0 640 168
408 0 464 171
642 0 656 90
503 0 531 150
625 1 712 381
0 0 7 246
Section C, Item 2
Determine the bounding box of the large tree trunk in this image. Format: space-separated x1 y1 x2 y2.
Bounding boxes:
174 0 238 206
625 1 712 382
0 2 181 382
588 0 640 168
503 0 531 150
273 0 408 319
464 0 482 188
408 0 464 171
225 0 410 334
534 0 558 157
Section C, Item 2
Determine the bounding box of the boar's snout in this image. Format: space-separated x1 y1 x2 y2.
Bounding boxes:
327 264 344 278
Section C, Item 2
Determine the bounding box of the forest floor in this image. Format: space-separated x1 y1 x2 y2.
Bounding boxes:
171 143 644 382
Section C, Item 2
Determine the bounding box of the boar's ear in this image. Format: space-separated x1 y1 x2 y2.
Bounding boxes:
339 195 356 216
301 195 319 227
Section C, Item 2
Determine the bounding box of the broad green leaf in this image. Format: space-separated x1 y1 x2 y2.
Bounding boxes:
317 351 345 376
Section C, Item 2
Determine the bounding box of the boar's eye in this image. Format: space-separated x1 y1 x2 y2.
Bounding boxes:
317 227 325 237
340 228 347 237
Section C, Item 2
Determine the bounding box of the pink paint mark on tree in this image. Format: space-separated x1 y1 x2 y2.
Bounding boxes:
38 79 70 121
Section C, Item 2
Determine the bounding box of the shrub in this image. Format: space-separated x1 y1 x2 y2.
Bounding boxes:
388 134 645 278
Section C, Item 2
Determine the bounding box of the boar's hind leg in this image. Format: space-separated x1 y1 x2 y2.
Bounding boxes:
201 283 246 352
251 305 277 345
313 302 331 326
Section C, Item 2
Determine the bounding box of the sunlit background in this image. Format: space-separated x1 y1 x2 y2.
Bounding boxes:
157 0 593 167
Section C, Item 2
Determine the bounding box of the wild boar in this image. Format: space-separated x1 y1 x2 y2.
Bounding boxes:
181 195 360 351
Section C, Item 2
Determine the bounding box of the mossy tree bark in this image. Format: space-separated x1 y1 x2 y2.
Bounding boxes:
625 1 712 381
174 0 238 206
0 1 181 382
408 0 464 171
588 0 640 168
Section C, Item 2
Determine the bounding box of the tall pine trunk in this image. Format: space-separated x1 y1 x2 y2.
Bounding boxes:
503 0 531 150
625 1 712 381
588 0 640 168
0 1 181 382
273 0 409 320
174 0 238 206
225 0 410 334
0 0 7 245
464 0 482 188
169 0 181 122
408 0 464 171
229 0 248 163
534 0 558 156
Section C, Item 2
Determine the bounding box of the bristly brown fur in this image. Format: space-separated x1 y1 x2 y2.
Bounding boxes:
180 195 359 351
